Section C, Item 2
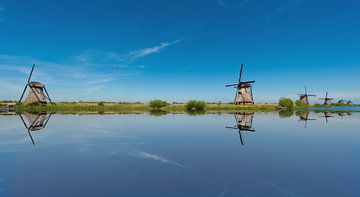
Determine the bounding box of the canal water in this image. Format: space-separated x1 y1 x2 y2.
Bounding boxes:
0 112 359 197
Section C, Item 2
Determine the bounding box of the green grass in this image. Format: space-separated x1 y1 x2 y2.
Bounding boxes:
13 102 279 113
10 101 359 114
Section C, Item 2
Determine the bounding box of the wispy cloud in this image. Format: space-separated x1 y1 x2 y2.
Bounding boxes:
129 39 181 59
132 151 184 167
266 0 305 20
217 0 228 8
77 39 181 67
0 6 5 22
217 0 257 8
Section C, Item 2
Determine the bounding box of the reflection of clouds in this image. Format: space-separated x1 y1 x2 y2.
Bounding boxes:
132 151 184 168
0 178 5 192
217 190 228 197
263 180 303 197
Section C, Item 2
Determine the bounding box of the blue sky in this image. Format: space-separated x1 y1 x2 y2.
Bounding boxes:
0 0 359 103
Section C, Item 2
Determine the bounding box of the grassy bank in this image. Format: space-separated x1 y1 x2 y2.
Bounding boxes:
9 101 359 114
13 102 279 113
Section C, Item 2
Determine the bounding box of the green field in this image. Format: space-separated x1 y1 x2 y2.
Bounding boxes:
2 101 358 114
10 102 278 113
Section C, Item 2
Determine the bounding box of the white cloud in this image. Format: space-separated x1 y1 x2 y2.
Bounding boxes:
129 39 181 59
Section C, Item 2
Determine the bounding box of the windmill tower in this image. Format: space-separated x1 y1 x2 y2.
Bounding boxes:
347 101 353 105
226 64 255 105
19 112 52 145
298 85 316 105
19 64 52 104
226 112 255 145
319 92 333 106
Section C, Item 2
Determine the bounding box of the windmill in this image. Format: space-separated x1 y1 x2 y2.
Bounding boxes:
226 64 255 105
19 112 52 145
298 111 316 128
19 64 52 104
226 112 255 145
338 99 345 105
319 92 333 106
347 101 353 105
319 112 333 123
298 85 316 105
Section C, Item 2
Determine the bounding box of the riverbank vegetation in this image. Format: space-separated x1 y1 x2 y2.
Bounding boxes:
6 99 358 114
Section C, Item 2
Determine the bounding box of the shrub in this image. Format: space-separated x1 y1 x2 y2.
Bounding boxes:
149 100 168 110
279 97 294 110
186 100 206 111
98 102 105 107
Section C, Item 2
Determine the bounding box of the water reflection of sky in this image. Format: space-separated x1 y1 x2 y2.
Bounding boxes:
0 113 359 197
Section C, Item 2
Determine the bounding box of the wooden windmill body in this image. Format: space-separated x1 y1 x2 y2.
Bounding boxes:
226 64 255 105
19 64 52 104
319 92 333 106
226 112 255 145
298 86 316 105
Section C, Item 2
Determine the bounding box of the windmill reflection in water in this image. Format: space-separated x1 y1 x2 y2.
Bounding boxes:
226 112 255 145
319 112 333 123
298 111 316 128
19 113 52 145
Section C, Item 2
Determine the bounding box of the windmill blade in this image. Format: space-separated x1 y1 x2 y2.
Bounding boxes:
225 126 238 130
238 64 244 83
26 128 35 145
225 84 238 87
43 86 52 103
304 85 307 95
325 92 328 99
308 94 316 97
238 131 244 145
19 84 28 102
27 64 35 83
239 80 256 84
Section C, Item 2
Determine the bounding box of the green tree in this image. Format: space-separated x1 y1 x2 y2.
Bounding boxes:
186 100 206 111
279 97 294 110
149 100 168 110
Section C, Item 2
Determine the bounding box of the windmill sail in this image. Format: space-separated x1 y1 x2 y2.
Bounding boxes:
298 85 316 105
19 64 52 104
226 64 256 105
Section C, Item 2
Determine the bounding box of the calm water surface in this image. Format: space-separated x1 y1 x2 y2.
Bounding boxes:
0 112 359 197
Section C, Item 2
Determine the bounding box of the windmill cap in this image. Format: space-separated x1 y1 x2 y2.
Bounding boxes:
29 82 45 88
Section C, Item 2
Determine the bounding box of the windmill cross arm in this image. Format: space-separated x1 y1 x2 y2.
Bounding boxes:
239 80 255 84
225 84 238 87
225 126 238 129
